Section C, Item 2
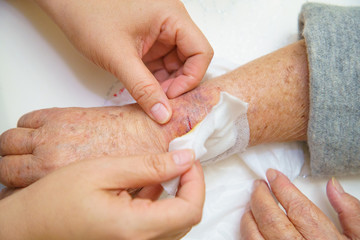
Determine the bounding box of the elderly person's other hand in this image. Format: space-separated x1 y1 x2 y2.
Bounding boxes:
34 0 213 124
241 169 360 239
0 150 205 240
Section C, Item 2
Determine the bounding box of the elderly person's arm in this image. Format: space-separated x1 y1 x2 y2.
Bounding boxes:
0 39 310 187
241 3 360 239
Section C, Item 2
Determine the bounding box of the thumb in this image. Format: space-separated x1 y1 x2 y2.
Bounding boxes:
93 149 195 189
327 177 360 239
113 48 172 124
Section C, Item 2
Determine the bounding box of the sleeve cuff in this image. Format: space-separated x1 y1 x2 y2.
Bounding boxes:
299 3 360 176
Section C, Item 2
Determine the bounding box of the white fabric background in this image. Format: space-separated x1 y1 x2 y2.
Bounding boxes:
1 0 360 239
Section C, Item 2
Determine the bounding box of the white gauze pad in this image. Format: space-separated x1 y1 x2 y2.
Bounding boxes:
162 92 249 195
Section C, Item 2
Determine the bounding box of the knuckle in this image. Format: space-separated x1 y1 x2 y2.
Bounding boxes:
17 110 38 127
145 154 167 180
129 81 158 104
260 208 283 227
172 0 186 10
287 199 319 225
17 113 29 127
28 129 40 152
0 129 15 155
190 207 203 225
0 160 14 187
207 46 214 59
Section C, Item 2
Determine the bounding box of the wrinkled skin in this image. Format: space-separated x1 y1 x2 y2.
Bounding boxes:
0 40 311 188
0 85 217 187
241 169 360 240
0 105 167 187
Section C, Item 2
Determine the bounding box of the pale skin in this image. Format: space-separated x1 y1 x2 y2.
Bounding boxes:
0 150 205 240
1 40 360 238
34 0 214 124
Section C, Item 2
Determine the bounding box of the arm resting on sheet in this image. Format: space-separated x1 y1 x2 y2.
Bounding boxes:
0 41 309 187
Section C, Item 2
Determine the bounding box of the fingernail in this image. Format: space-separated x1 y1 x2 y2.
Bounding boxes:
151 103 170 124
266 168 278 182
332 177 344 194
172 149 195 165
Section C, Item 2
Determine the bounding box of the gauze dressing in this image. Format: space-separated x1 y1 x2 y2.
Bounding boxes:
162 92 249 195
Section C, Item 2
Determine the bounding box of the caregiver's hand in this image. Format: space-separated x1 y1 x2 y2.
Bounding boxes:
34 0 213 124
241 169 360 239
0 150 205 240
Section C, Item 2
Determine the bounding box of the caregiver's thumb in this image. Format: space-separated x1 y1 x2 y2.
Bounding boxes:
115 48 172 124
327 177 360 239
96 149 196 190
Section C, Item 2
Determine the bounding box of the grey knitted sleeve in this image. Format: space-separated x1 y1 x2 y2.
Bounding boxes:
299 3 360 176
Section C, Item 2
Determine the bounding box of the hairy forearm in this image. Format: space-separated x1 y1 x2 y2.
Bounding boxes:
163 40 309 146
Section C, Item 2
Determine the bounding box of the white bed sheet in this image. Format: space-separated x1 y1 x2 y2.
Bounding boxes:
1 0 359 239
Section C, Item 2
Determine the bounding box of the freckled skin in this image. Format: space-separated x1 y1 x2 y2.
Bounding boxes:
0 40 310 187
161 85 220 142
161 40 309 147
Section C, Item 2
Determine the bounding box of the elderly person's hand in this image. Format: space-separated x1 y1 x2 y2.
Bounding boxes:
0 83 217 187
0 105 170 187
0 149 205 240
34 0 213 124
241 169 360 239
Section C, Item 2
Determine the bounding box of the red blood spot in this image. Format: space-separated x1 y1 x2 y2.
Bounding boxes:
119 88 125 93
187 116 192 130
113 93 117 97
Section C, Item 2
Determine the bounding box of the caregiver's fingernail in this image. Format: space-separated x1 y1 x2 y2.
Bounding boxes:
266 169 278 182
173 149 195 165
151 102 170 124
332 177 344 194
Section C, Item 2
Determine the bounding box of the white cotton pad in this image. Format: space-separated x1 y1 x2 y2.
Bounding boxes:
162 92 249 195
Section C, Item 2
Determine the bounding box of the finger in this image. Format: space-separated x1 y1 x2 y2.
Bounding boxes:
327 177 360 239
153 69 171 82
142 41 174 63
164 20 213 98
130 161 205 235
250 180 303 240
145 59 165 73
266 169 342 238
0 155 43 187
0 128 36 156
163 48 183 73
114 48 172 124
240 205 265 240
176 161 205 209
17 108 54 128
93 149 195 189
136 184 163 200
